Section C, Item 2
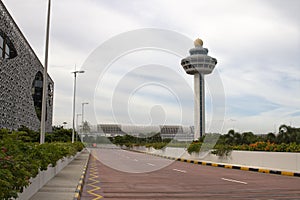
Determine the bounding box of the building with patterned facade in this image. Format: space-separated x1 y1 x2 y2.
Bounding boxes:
0 1 54 132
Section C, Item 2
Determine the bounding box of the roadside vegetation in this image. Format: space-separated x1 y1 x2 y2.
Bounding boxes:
0 126 84 200
188 125 300 156
98 124 300 156
97 133 188 149
110 133 171 149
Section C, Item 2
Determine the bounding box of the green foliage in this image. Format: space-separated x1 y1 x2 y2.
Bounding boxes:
233 141 300 152
211 144 233 157
110 133 163 148
186 125 300 156
0 125 78 143
187 142 201 154
82 121 91 133
277 125 300 144
46 126 74 142
0 128 84 200
145 142 167 149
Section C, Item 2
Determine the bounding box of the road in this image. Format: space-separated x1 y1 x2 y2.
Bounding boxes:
81 148 300 200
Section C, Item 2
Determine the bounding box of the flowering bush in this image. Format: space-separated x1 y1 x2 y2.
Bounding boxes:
187 141 300 157
0 129 84 200
234 141 300 152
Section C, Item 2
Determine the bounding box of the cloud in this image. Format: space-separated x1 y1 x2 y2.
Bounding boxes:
2 0 299 133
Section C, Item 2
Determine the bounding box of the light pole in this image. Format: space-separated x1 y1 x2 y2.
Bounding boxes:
72 70 85 143
81 102 89 128
40 0 51 144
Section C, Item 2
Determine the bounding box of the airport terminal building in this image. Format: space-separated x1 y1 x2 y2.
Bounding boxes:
0 1 54 132
95 124 194 141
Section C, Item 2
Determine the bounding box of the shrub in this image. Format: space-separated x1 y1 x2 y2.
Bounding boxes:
0 129 84 200
211 144 233 157
187 142 201 154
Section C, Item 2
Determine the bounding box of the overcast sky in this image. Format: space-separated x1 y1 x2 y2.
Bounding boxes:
3 0 300 134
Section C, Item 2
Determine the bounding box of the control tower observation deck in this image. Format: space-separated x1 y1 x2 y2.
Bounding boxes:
181 38 217 140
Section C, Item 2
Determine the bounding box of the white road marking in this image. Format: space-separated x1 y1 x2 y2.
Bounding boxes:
134 159 138 162
147 163 155 166
221 178 248 185
173 168 187 173
126 156 130 159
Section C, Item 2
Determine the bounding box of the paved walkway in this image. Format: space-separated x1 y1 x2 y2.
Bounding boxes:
30 150 89 200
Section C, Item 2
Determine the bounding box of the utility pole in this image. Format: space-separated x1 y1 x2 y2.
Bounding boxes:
40 0 51 144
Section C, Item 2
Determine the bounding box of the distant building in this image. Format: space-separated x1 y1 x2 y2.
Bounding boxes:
97 124 125 137
160 125 183 139
95 124 194 141
160 125 194 141
0 2 54 132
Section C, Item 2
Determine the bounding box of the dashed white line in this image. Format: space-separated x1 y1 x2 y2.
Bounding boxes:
221 178 247 185
147 163 155 166
134 159 138 162
173 168 187 173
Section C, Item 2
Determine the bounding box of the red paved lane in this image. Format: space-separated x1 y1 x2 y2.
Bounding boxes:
81 149 300 200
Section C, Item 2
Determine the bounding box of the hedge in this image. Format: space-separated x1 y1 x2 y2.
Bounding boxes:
187 141 300 156
0 129 84 200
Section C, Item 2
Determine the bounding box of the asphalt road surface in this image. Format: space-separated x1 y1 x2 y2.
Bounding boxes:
81 148 300 200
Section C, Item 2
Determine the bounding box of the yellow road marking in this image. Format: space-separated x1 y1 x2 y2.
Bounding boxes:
240 167 249 171
258 169 270 173
212 163 218 167
86 157 103 200
281 171 294 176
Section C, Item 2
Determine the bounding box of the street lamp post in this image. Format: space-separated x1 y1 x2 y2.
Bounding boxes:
72 70 85 143
40 0 51 144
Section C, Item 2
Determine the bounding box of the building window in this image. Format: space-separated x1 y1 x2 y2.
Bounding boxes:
48 83 53 106
0 30 17 59
32 72 44 121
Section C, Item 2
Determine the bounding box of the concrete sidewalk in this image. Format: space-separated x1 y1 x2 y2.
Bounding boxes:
30 149 90 200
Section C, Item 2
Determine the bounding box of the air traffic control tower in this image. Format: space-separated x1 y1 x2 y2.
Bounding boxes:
181 39 217 140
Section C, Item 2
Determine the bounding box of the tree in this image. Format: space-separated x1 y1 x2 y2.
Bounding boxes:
241 132 257 145
82 121 91 133
223 130 242 145
265 132 276 143
277 124 300 144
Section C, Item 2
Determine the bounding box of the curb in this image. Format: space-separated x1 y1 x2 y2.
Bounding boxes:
74 153 91 200
135 150 300 177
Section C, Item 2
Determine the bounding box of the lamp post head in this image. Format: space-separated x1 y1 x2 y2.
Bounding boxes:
72 70 85 74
